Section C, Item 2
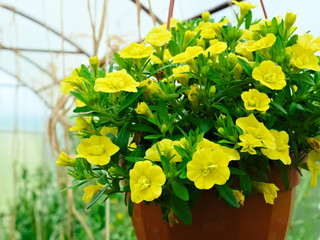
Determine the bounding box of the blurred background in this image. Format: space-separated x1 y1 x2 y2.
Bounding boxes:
0 0 320 239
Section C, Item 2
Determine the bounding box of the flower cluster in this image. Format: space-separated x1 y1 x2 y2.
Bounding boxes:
58 2 320 226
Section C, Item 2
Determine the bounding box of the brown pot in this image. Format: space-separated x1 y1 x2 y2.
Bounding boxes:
131 166 300 240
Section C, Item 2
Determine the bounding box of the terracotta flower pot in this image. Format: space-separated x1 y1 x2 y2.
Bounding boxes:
131 166 300 240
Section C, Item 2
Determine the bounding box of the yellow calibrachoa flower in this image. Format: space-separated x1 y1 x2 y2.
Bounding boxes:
100 126 118 136
246 34 276 52
287 43 320 71
232 1 257 20
119 42 154 59
172 46 203 64
236 114 276 150
187 149 231 190
306 138 320 152
196 38 206 49
75 99 86 107
150 49 172 64
306 150 320 187
241 89 271 112
252 182 279 204
238 134 263 155
188 84 200 109
82 183 105 203
252 61 286 90
60 68 85 95
94 69 139 93
203 39 227 58
160 17 181 30
197 138 240 161
145 139 182 162
296 33 320 53
129 160 166 203
172 65 190 86
183 30 196 48
144 27 171 47
240 29 254 40
135 102 155 119
138 79 166 100
261 130 291 165
76 135 119 165
284 12 297 30
232 190 245 206
56 152 76 166
69 117 93 132
195 20 229 39
235 42 254 61
89 56 99 69
202 11 211 22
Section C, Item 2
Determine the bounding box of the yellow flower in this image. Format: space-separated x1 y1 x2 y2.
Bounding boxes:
183 30 196 48
76 135 119 165
172 65 190 86
129 160 166 203
286 44 320 71
232 1 257 20
252 182 279 204
75 99 86 107
246 34 276 52
145 139 182 162
172 46 203 64
196 38 206 49
60 68 85 95
285 12 297 30
236 114 276 150
202 11 211 22
307 150 320 187
94 69 139 93
204 39 227 58
188 84 200 109
240 29 254 40
82 183 105 203
197 138 240 161
144 27 171 47
187 149 231 190
297 34 320 53
238 134 263 155
235 42 254 61
232 190 245 206
261 130 291 165
116 212 124 221
100 126 118 136
241 89 271 112
252 61 286 90
69 117 93 132
150 49 172 64
160 17 181 30
135 102 154 119
89 56 99 69
56 152 76 166
119 42 154 59
306 138 320 152
139 79 166 100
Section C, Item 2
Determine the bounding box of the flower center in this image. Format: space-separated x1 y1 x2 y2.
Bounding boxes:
264 72 276 83
247 99 257 107
87 144 105 156
202 164 218 176
112 78 125 90
136 176 151 190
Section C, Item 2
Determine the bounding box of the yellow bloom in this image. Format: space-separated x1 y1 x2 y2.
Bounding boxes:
195 22 218 39
172 46 203 64
236 114 276 150
69 117 92 132
76 135 119 165
261 130 291 165
235 42 254 61
144 27 171 47
89 56 99 69
246 34 276 52
307 150 320 187
119 42 154 59
296 33 320 53
241 89 271 112
306 138 320 152
286 44 320 71
202 11 211 22
94 69 139 93
197 138 240 161
135 102 154 119
129 160 166 203
240 29 254 40
100 126 118 136
232 1 257 20
160 17 181 30
187 149 231 190
252 182 279 204
56 152 76 166
150 49 172 64
172 65 190 86
183 30 196 48
285 12 297 30
196 38 206 49
238 134 263 155
60 68 85 95
145 139 182 162
139 79 165 100
116 212 124 221
75 99 86 107
252 61 286 90
232 190 245 206
82 183 105 203
204 39 227 58
188 84 200 109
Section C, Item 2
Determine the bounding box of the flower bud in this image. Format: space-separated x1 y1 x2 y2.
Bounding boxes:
201 65 210 75
56 152 76 166
183 30 196 48
292 85 298 92
285 12 297 30
89 56 99 69
202 11 211 22
209 85 216 95
161 124 168 133
218 127 225 135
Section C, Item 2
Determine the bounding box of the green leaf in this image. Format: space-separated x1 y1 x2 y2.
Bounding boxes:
171 180 189 201
118 87 145 113
270 101 288 115
168 40 181 56
229 167 246 175
128 196 134 217
278 163 289 190
271 17 278 34
245 10 252 29
239 173 252 198
87 183 111 209
216 185 240 208
237 58 253 77
287 34 298 47
185 31 201 49
70 91 89 105
73 106 93 113
115 125 130 152
129 124 159 134
174 145 190 160
170 195 192 225
157 101 168 123
124 156 145 162
61 179 89 192
144 134 163 140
